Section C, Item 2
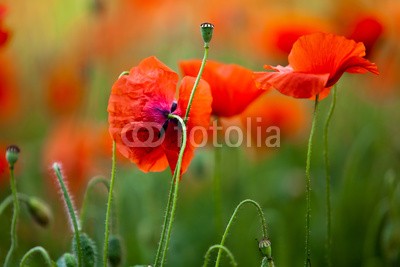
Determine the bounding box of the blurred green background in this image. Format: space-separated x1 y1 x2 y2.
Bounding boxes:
0 0 399 266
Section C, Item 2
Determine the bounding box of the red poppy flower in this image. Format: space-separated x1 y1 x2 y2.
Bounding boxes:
108 56 212 174
347 16 383 57
0 5 10 47
0 54 19 123
46 58 86 116
254 32 379 99
180 60 264 117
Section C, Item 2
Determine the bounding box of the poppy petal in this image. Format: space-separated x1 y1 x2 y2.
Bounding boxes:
108 56 179 172
180 60 264 117
288 32 378 83
162 76 212 175
254 67 330 99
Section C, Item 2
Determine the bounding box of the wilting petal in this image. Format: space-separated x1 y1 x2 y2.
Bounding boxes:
108 56 178 172
180 60 263 117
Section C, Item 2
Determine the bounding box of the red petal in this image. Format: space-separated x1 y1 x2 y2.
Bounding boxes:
288 32 379 85
108 56 178 172
254 66 330 99
180 60 264 117
162 76 212 175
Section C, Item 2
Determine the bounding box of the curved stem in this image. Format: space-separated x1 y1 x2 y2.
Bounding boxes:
203 245 237 267
53 163 82 267
19 246 53 267
183 45 209 122
103 141 117 267
80 176 110 228
215 199 268 267
323 86 337 267
0 193 30 217
304 94 320 267
157 114 187 266
4 167 20 267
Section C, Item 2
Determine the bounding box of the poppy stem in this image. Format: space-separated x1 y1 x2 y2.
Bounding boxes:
304 94 320 267
214 118 223 234
203 244 237 267
103 141 117 267
19 246 53 267
4 166 20 267
323 86 337 267
80 176 110 229
215 199 268 267
52 163 83 267
154 114 187 267
183 45 209 122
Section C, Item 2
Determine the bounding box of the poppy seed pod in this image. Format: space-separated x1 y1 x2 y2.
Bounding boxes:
259 238 272 259
5 145 20 168
200 22 214 44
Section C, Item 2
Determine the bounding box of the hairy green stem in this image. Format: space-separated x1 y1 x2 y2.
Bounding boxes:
19 246 53 267
213 119 223 234
80 176 110 228
0 193 31 216
158 114 187 266
304 95 320 267
154 37 209 266
323 86 337 267
203 245 237 267
154 171 177 266
103 141 117 267
53 163 82 267
215 199 268 267
183 45 209 122
4 167 20 267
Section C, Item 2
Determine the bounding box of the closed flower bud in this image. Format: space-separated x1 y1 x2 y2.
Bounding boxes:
258 238 272 259
72 232 97 267
6 145 20 168
200 22 214 44
57 253 78 267
27 197 52 227
108 235 123 267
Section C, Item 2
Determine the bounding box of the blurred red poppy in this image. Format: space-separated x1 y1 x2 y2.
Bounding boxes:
0 5 10 47
46 59 87 116
0 54 19 122
254 32 379 99
256 13 332 57
241 93 308 142
43 120 109 197
347 16 384 57
180 60 263 117
108 56 212 174
0 146 8 184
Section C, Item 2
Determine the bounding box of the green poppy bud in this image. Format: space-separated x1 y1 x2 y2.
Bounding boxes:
27 197 52 227
57 253 77 267
6 145 20 169
108 235 123 267
200 22 214 45
72 232 97 267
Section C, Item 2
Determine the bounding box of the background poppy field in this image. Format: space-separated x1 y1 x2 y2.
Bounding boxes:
1 0 400 266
